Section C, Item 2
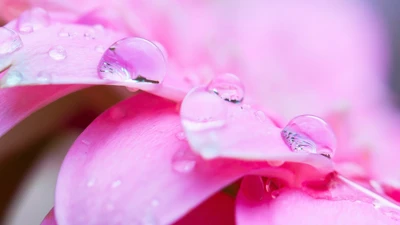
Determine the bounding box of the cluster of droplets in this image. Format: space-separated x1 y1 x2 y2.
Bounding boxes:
281 115 337 158
16 7 50 34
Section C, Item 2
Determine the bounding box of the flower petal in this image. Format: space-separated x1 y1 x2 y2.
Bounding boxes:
41 208 57 225
55 93 255 225
236 176 400 225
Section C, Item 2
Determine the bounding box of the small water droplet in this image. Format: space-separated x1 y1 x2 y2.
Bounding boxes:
48 46 67 61
171 149 197 174
0 27 23 55
87 178 96 187
98 37 166 84
93 24 104 32
281 115 337 158
207 73 245 103
36 71 52 83
151 199 160 207
17 7 50 34
95 45 105 53
1 71 23 87
175 132 185 140
58 31 70 37
254 110 266 122
240 104 251 110
111 180 121 188
83 29 95 40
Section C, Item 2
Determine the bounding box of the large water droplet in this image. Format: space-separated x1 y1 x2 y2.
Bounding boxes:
281 115 336 158
17 7 50 34
0 27 23 55
98 37 166 85
48 46 67 60
171 149 197 174
1 71 23 87
207 73 245 103
180 87 227 132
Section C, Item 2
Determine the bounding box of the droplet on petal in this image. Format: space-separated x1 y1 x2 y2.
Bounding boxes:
36 71 52 83
171 149 197 174
175 132 186 140
207 73 245 103
281 115 337 158
1 70 23 87
48 45 67 61
180 87 227 132
98 37 166 85
95 45 105 53
153 41 168 60
17 7 50 34
0 27 23 55
254 110 266 121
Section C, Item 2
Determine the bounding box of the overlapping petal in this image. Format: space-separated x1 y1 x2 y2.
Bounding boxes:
41 208 57 225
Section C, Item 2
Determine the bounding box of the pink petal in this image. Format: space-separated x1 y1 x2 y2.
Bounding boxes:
41 208 57 225
236 176 400 225
55 93 255 225
173 192 235 225
0 85 82 137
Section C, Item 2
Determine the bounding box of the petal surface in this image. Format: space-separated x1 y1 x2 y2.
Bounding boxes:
55 93 255 225
236 176 400 225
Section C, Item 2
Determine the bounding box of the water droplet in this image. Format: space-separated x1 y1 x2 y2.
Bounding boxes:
281 115 337 158
98 37 166 84
153 41 168 60
17 7 50 34
175 132 185 140
207 73 245 103
36 71 52 83
58 31 70 37
111 180 121 188
87 178 96 187
48 46 67 61
0 27 23 55
180 87 227 132
171 149 197 174
254 110 266 122
83 29 95 40
95 45 105 53
1 71 23 87
151 199 160 207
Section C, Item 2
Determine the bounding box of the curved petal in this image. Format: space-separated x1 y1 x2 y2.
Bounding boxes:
173 192 235 225
41 208 57 225
55 93 255 225
0 85 82 137
236 176 400 225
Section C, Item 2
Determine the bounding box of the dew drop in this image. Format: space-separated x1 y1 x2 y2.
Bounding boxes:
36 71 52 83
207 73 245 103
1 71 23 87
17 7 50 34
95 45 105 53
83 29 95 40
111 180 122 188
175 132 185 140
58 31 70 37
171 149 197 174
0 27 23 55
48 46 67 61
98 37 166 85
281 115 337 158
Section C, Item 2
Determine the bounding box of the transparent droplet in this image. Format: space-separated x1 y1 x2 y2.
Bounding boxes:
281 115 336 158
0 27 23 55
36 71 52 83
254 110 266 122
17 7 50 34
98 37 166 84
153 41 168 60
111 180 122 188
48 45 67 60
95 45 105 53
83 29 95 40
175 132 185 140
207 73 245 103
58 31 70 37
171 149 197 174
1 71 23 87
180 87 227 132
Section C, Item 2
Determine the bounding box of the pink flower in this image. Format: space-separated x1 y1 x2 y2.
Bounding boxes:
1 0 399 225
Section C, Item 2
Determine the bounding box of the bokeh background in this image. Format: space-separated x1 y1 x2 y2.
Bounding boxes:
0 0 400 224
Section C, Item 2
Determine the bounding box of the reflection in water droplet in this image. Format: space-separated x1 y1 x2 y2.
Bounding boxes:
207 73 245 103
1 71 23 87
171 149 197 174
175 132 185 140
58 31 70 37
281 115 336 158
111 180 121 188
36 71 52 83
98 37 166 85
17 7 50 34
48 46 67 60
0 27 23 55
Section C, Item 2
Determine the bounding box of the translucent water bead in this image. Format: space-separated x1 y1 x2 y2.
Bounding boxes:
207 73 245 103
281 115 337 158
